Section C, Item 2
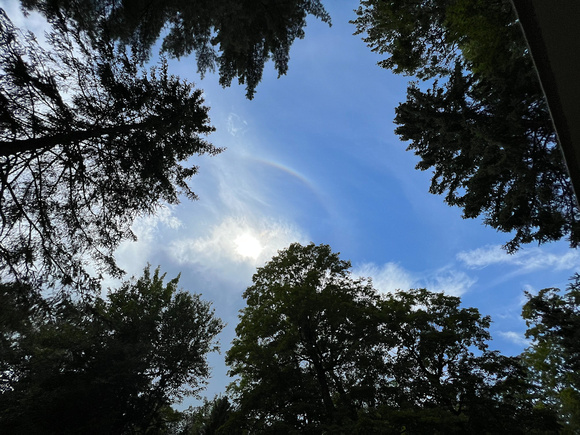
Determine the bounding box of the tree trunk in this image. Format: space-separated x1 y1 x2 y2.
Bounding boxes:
0 120 158 157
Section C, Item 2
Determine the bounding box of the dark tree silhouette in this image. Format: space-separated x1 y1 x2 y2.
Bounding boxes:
0 12 219 290
353 0 579 251
19 0 331 99
226 243 555 433
0 267 223 433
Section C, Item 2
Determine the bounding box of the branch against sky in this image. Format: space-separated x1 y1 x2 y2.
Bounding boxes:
19 0 331 99
0 11 218 291
353 0 580 252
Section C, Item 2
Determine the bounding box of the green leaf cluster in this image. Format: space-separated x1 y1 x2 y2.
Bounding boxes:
522 274 580 433
0 266 224 434
225 243 554 433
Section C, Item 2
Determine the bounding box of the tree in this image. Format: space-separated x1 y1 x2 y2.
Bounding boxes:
353 0 580 252
0 266 224 434
372 288 554 434
226 243 554 433
19 0 331 99
226 243 384 432
171 396 235 435
522 274 580 433
0 12 219 290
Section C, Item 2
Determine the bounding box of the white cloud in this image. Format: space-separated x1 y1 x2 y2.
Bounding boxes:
1 2 49 35
226 113 248 137
354 263 475 296
354 262 413 294
457 244 580 272
456 245 506 268
168 216 308 284
114 206 182 276
497 331 530 347
423 268 476 297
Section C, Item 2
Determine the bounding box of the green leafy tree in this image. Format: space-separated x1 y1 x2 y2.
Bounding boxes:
0 12 219 290
20 0 331 99
522 274 580 433
0 280 48 394
226 243 554 433
372 288 554 434
0 267 224 434
353 0 579 252
172 396 235 435
226 243 384 432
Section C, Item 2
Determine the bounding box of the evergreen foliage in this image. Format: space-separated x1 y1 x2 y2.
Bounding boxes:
19 0 331 99
0 12 218 290
353 0 580 251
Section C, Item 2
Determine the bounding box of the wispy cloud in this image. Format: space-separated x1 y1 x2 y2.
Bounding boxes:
457 245 580 272
114 206 183 276
168 216 307 284
354 262 414 294
354 262 475 296
456 245 506 268
226 113 249 137
423 267 476 296
497 331 530 347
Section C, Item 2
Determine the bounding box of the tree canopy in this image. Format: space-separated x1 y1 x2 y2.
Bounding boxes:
226 243 554 433
226 243 383 432
0 266 224 434
19 0 331 99
0 11 219 290
522 274 580 433
353 0 580 251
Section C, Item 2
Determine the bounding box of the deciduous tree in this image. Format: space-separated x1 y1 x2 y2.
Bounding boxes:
226 243 384 432
522 274 580 433
0 267 224 434
374 288 552 434
226 243 554 433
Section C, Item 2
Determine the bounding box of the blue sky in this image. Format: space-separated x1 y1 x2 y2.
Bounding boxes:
5 0 579 406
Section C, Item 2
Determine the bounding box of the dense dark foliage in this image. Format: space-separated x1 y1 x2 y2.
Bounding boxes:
19 0 331 99
353 0 579 251
0 12 218 290
171 396 235 435
0 267 223 434
522 274 580 433
226 243 556 433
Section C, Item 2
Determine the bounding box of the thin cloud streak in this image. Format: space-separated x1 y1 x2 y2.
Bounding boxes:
497 331 530 347
354 262 475 296
457 245 580 271
114 206 183 275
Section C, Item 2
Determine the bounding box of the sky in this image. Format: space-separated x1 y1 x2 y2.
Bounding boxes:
4 0 580 407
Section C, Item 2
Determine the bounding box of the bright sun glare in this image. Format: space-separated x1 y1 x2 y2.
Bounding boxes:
234 233 263 260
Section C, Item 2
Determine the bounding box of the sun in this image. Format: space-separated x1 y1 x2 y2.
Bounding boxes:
234 233 263 260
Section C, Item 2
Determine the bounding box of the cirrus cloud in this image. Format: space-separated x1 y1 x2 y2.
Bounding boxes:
457 245 580 272
497 331 530 347
168 216 308 283
353 262 475 296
